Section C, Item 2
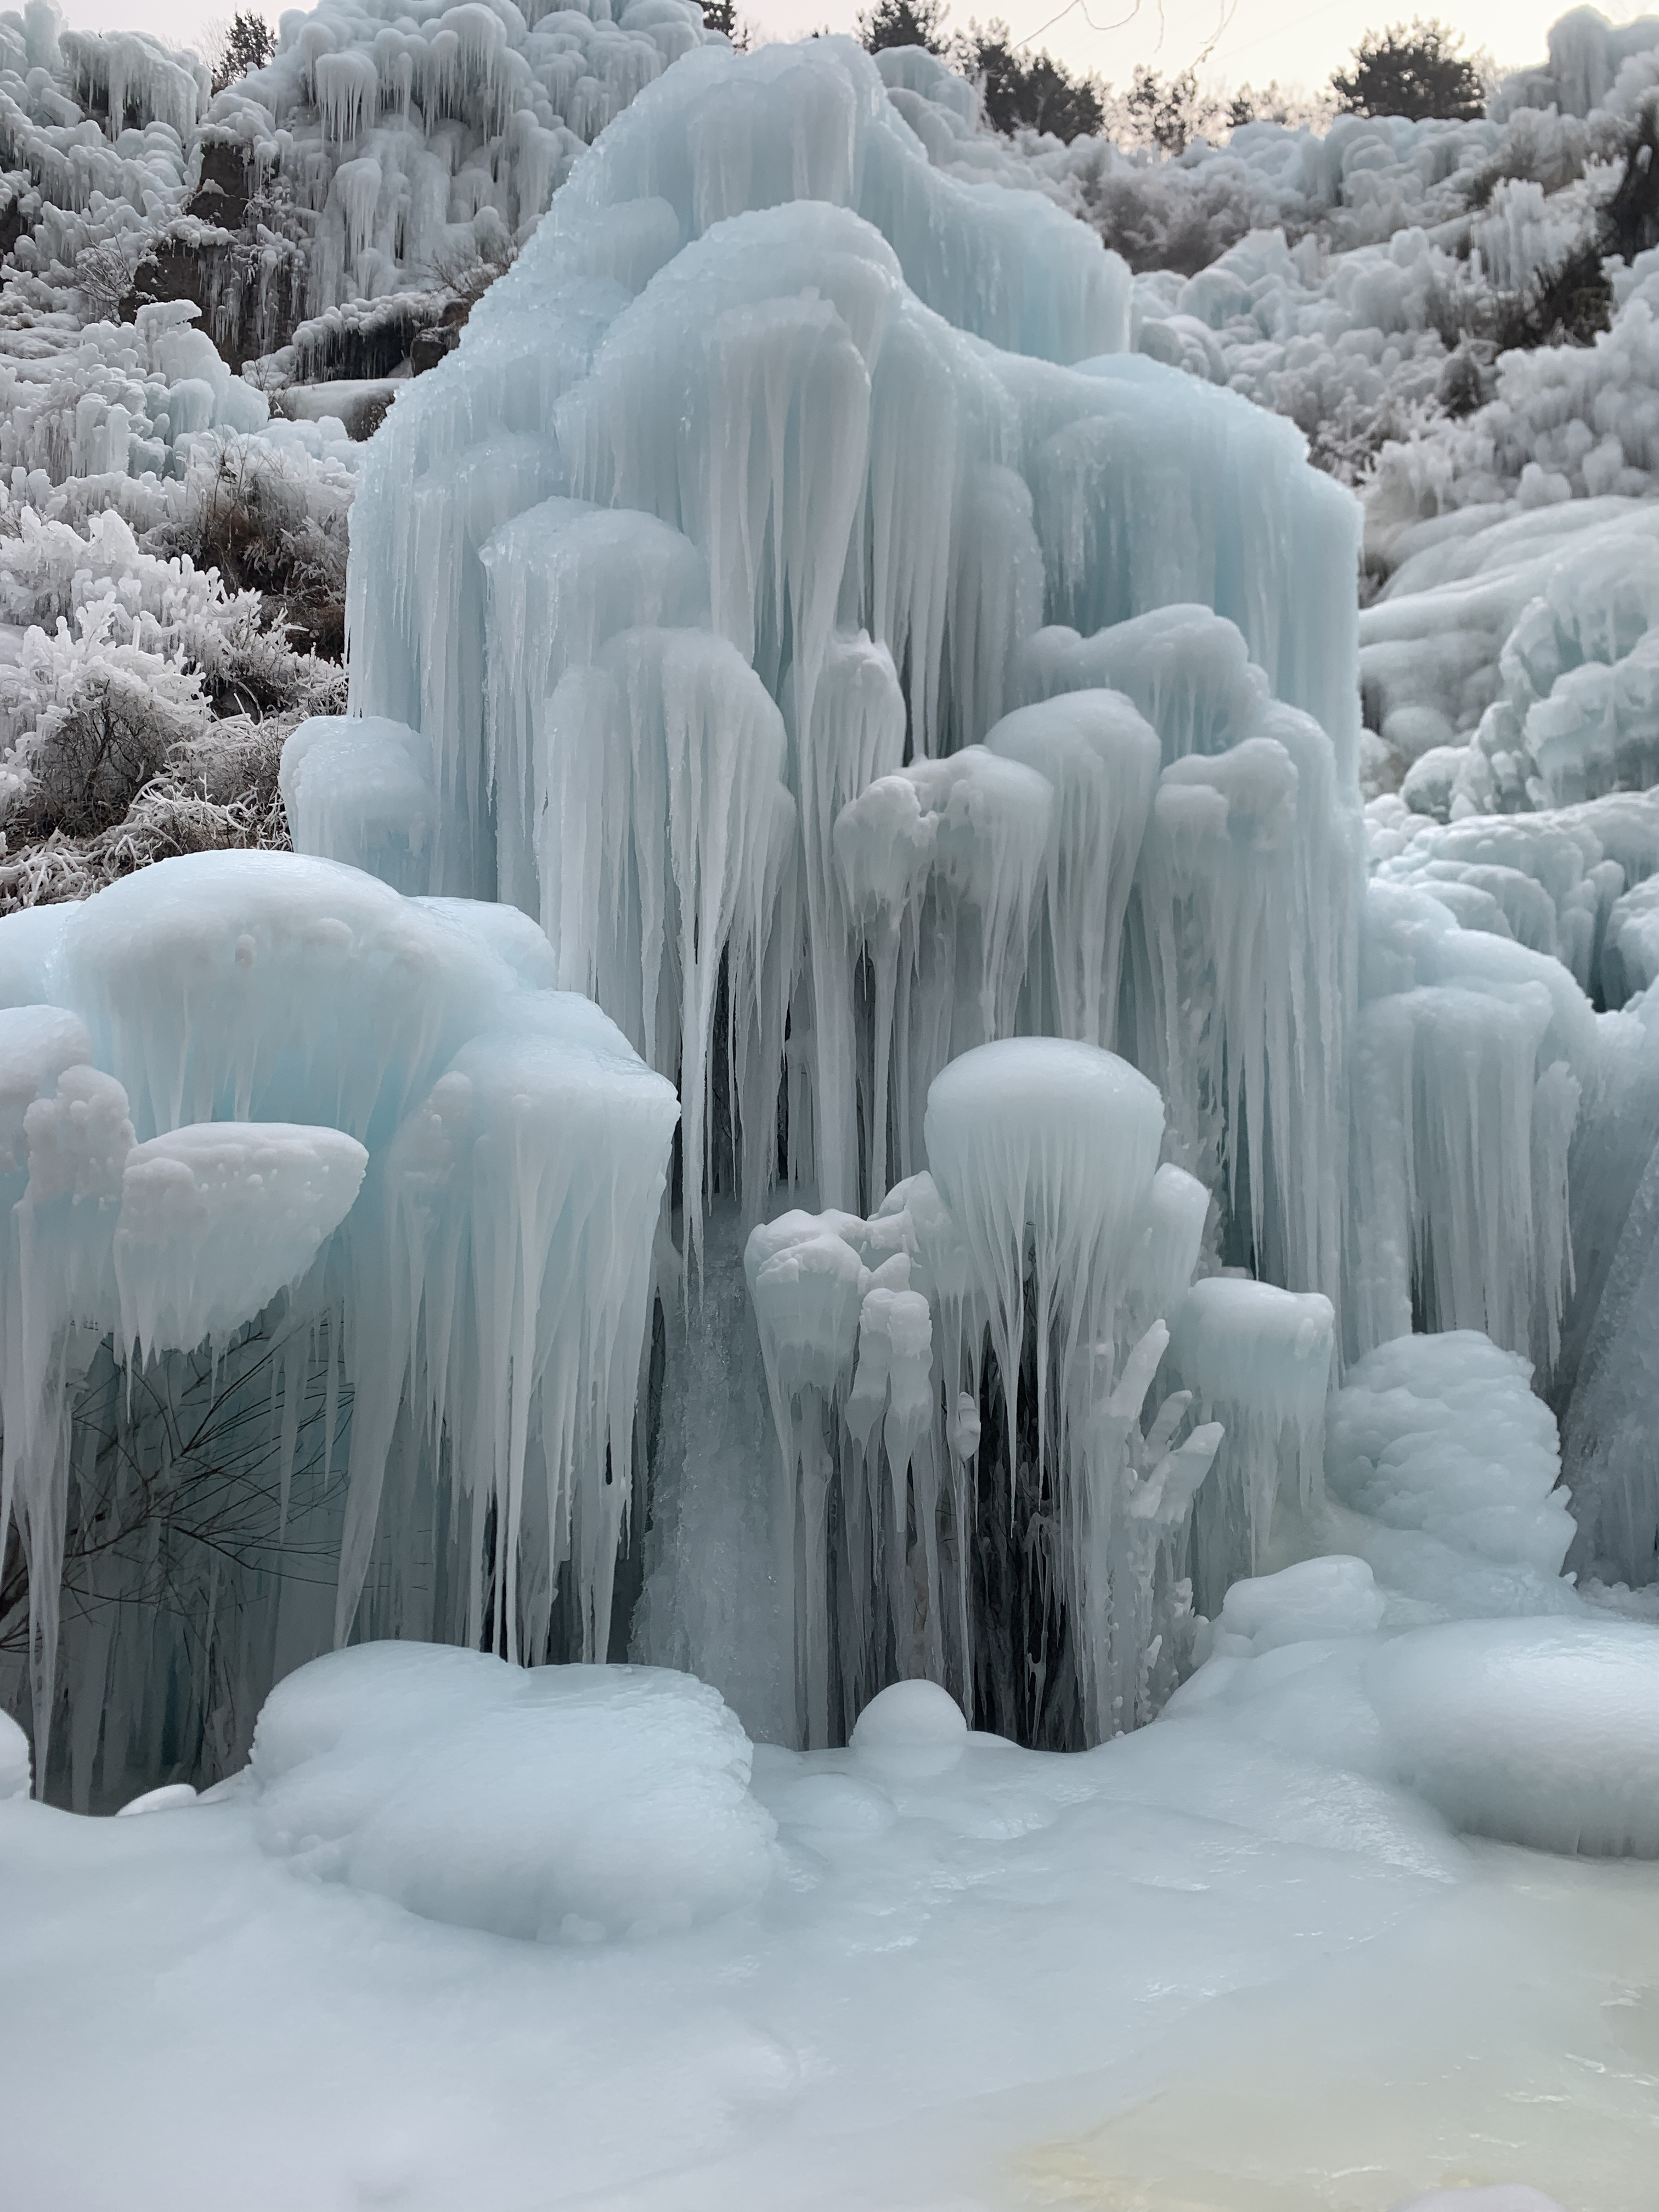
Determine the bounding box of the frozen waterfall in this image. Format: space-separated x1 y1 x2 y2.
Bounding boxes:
2 36 1647 1798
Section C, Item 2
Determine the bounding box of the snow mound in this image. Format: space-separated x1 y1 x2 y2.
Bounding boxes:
1366 1616 1659 1857
251 1643 777 1941
1183 1554 1659 1859
1212 1555 1387 1653
116 1781 198 1814
850 1678 968 1776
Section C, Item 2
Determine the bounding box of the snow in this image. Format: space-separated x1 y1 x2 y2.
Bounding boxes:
3 1594 1657 2207
249 1643 776 1942
1397 2194 1568 2212
1181 1558 1659 1858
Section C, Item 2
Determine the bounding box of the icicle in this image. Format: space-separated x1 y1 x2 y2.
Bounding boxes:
835 748 1051 1194
1167 1276 1335 1615
794 632 906 1212
536 627 797 1268
984 690 1160 1050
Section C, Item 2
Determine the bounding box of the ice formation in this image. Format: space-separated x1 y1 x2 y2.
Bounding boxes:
323 32 1389 1751
208 0 714 323
745 1042 1233 1746
2 16 1659 1821
0 850 678 1800
4 20 1659 2209
1323 1328 1579 1615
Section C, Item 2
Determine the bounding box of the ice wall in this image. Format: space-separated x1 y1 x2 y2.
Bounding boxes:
0 850 677 1804
321 36 1382 1750
344 38 1360 1251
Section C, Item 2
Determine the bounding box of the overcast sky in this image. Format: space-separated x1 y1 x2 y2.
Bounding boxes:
55 0 1643 115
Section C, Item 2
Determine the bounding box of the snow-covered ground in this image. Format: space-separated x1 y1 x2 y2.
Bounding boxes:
5 1558 1657 2210
3 1692 1655 2211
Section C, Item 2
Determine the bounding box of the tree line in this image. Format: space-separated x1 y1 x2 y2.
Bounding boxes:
703 1 1489 150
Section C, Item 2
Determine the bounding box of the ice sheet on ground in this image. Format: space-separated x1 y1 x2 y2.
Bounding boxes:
3 1628 1655 2210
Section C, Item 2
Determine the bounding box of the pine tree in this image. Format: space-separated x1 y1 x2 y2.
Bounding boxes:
1331 20 1484 122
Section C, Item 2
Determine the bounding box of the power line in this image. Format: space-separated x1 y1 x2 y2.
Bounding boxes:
1015 0 1146 55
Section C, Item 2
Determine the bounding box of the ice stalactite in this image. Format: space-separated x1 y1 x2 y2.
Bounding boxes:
792 633 908 1214
1347 881 1593 1370
746 1039 1228 1749
1006 607 1362 1304
1135 704 1358 1300
0 852 676 1802
982 690 1161 1052
479 503 710 917
533 626 798 1270
1166 1276 1335 1615
1556 979 1659 1589
834 748 1053 1198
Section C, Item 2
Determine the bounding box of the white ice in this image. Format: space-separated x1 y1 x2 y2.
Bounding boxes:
3 1584 1657 2210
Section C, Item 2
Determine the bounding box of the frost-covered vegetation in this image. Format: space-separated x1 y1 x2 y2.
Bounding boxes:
0 0 714 909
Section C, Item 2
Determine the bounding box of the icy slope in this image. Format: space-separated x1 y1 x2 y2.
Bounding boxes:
206 0 713 331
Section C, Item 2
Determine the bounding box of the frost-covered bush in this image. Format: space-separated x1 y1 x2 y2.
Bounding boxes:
0 714 294 910
0 494 342 903
160 436 354 658
0 611 210 834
